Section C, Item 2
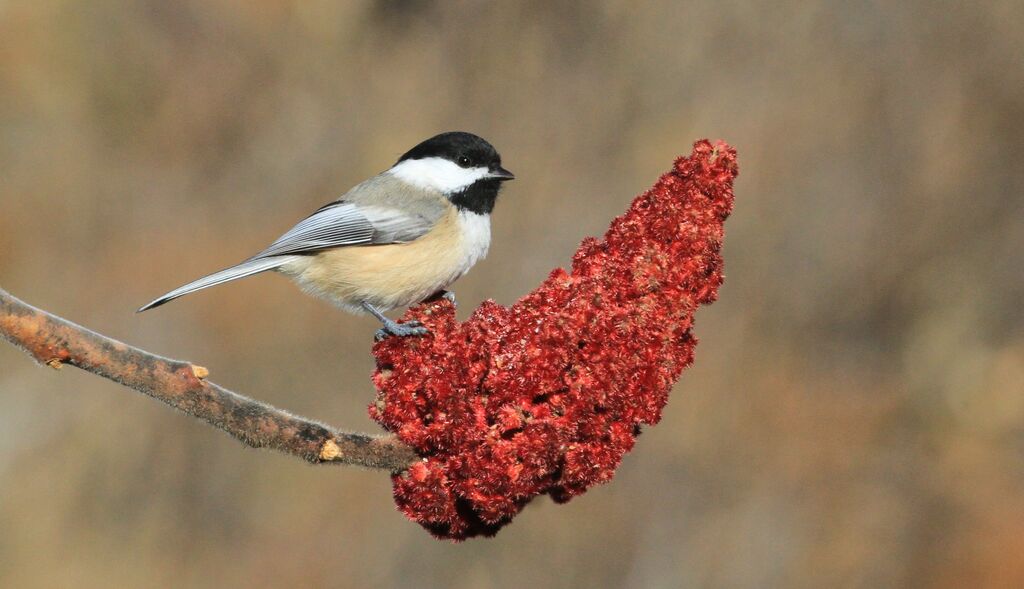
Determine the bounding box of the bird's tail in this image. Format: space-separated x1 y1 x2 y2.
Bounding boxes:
137 256 298 312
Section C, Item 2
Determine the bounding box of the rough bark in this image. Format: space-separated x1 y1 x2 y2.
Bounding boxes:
0 287 418 472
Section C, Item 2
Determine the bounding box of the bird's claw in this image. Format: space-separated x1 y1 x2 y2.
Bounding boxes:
374 319 429 342
441 291 457 308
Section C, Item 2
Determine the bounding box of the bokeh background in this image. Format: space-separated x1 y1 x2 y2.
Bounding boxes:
1 1 1022 587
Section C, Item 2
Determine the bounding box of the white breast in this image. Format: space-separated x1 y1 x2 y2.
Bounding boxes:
456 211 491 276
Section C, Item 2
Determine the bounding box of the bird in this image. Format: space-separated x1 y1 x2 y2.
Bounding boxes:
138 131 514 339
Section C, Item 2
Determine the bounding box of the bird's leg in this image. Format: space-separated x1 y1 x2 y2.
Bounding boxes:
361 302 428 341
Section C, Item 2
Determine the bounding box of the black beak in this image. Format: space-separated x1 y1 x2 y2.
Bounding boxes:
490 166 515 181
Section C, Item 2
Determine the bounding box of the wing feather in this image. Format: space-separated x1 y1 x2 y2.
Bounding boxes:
253 202 374 258
251 200 439 260
138 178 448 312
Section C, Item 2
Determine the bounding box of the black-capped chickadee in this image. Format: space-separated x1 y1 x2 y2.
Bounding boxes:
139 131 514 339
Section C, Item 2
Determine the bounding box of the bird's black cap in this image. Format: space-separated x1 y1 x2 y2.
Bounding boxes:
398 132 513 215
397 131 509 177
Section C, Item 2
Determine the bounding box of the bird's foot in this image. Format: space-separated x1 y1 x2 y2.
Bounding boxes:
425 289 458 309
441 290 457 308
374 319 429 342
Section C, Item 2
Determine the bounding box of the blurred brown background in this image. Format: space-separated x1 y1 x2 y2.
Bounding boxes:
1 1 1022 587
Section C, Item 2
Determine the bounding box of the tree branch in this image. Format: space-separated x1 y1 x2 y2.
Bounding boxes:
0 287 418 472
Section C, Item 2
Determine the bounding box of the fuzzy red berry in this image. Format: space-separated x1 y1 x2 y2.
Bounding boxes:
370 140 738 539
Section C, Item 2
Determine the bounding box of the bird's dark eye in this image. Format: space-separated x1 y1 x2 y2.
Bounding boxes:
457 156 471 167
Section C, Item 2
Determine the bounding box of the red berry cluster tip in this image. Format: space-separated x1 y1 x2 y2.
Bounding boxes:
370 140 738 539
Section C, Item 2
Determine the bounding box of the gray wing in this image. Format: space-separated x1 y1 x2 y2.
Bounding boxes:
138 169 451 313
252 200 437 259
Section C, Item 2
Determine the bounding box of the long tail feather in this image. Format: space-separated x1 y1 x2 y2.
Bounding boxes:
137 256 297 312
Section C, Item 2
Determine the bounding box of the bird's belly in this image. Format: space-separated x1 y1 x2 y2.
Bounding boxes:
285 211 490 313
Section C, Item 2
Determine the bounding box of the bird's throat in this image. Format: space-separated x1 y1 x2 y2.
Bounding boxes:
449 179 502 215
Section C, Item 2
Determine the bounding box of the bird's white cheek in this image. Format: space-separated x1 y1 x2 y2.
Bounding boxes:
388 157 489 194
